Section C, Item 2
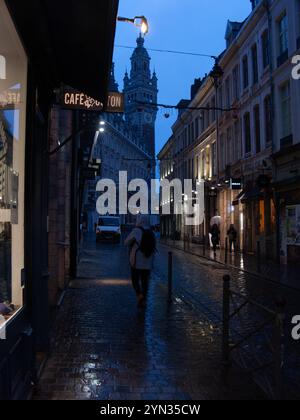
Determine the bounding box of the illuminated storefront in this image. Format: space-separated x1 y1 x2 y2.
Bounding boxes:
0 0 119 400
0 0 27 325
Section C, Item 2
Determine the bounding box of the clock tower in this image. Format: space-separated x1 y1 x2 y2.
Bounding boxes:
123 34 158 158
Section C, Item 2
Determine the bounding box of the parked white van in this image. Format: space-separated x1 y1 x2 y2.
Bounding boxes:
96 216 121 243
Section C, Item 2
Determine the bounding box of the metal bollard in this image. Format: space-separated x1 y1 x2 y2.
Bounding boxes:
168 251 173 303
274 298 286 400
222 275 231 365
257 241 261 273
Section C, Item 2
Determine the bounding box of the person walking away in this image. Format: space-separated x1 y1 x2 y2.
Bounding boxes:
227 224 238 253
125 215 156 308
210 224 220 257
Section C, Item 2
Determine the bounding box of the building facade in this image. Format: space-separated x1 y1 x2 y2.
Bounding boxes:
158 0 300 265
0 0 118 400
123 35 158 159
85 36 158 228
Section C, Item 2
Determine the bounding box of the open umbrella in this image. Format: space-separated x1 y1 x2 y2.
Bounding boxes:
210 215 222 227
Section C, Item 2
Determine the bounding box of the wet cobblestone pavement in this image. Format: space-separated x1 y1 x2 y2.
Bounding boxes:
34 234 263 400
161 238 300 289
157 242 300 399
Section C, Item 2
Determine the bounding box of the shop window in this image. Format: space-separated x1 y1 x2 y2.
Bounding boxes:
0 0 27 318
259 200 265 235
266 198 276 236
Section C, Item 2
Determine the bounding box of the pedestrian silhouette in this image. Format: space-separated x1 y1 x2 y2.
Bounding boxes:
210 224 220 257
125 215 156 308
227 224 238 253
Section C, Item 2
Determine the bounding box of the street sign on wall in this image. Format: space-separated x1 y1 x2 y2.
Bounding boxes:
61 87 124 113
230 178 242 190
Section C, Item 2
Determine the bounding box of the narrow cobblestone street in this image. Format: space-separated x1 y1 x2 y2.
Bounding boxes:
34 234 263 400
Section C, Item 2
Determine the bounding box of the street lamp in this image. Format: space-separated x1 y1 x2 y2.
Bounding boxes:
209 59 223 237
117 16 149 35
209 59 223 183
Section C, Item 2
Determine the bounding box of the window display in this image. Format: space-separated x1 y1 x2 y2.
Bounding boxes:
286 205 300 246
0 0 27 317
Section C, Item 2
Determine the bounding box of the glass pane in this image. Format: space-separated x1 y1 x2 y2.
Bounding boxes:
0 0 27 315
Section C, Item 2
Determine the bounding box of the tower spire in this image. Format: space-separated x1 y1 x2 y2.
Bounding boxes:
109 63 119 92
123 35 158 158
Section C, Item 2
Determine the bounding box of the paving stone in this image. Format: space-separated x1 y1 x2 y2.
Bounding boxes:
33 234 264 400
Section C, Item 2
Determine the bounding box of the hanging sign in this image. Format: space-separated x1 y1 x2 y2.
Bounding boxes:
62 88 104 111
106 92 124 113
61 88 124 113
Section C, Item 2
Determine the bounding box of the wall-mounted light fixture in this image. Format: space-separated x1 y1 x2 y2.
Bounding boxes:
117 16 149 35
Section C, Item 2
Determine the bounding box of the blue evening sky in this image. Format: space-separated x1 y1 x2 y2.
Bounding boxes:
113 0 251 155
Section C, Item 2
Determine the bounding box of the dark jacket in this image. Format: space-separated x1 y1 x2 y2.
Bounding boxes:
210 225 220 245
227 227 237 241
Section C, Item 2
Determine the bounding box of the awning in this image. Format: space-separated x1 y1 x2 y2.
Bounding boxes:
241 186 264 203
232 186 264 206
232 191 245 206
5 0 119 102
